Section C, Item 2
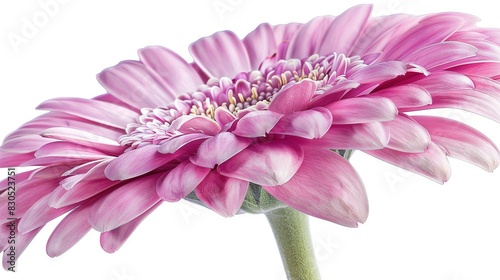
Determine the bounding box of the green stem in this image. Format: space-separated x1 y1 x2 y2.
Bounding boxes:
265 207 322 280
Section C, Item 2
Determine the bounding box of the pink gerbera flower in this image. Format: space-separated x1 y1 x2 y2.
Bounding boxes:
1 4 499 276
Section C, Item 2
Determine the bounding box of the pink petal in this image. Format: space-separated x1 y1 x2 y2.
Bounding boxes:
307 122 389 150
268 79 317 114
326 97 398 124
35 142 110 160
348 61 407 84
410 73 500 122
318 4 372 55
214 107 237 128
1 135 56 153
380 13 466 60
190 132 253 168
20 156 86 167
158 133 211 154
5 112 123 143
97 60 174 109
169 115 220 135
364 142 451 183
402 41 477 70
156 161 211 202
0 150 35 168
270 108 332 139
46 204 93 257
264 148 368 227
384 114 431 152
36 98 139 130
105 145 176 180
272 22 303 47
195 171 248 217
40 127 124 155
286 16 335 59
17 194 75 234
370 84 432 108
243 23 277 70
351 13 415 55
29 164 73 180
218 140 304 186
189 31 251 78
413 116 500 171
49 178 118 208
468 75 500 104
100 202 161 253
138 46 203 95
88 173 162 232
232 110 283 137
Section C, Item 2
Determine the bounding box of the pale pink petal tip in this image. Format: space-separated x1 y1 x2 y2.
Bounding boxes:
265 148 368 227
195 172 247 217
218 141 304 186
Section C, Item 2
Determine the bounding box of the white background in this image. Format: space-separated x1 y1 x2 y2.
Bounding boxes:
1 1 500 279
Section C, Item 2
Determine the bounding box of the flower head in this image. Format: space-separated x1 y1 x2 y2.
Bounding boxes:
1 4 500 268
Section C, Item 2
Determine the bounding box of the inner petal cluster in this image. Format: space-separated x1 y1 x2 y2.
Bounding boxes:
119 53 366 149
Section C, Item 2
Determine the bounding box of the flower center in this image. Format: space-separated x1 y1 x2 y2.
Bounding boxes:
119 53 365 149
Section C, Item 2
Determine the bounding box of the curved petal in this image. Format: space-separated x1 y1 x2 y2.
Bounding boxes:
413 116 500 171
40 127 124 155
318 4 372 56
243 23 277 70
190 132 253 168
48 178 118 208
307 122 390 150
195 171 247 217
36 98 139 130
232 110 283 137
138 46 203 95
105 145 177 181
100 202 161 253
156 161 211 202
169 115 220 135
0 150 35 168
370 84 432 108
380 13 466 61
158 133 211 154
4 112 124 143
286 16 335 59
384 114 431 152
34 142 110 160
348 61 407 84
46 204 93 257
364 142 451 184
268 79 317 114
264 148 368 227
17 194 75 234
402 41 478 70
97 60 174 109
0 135 57 153
218 140 304 186
189 31 251 78
270 108 332 139
326 97 398 124
88 173 162 232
